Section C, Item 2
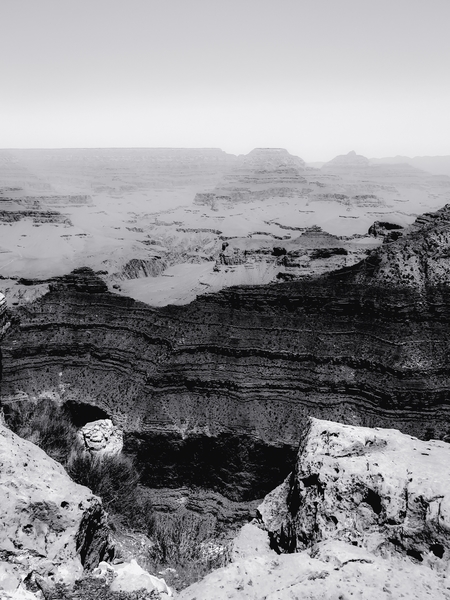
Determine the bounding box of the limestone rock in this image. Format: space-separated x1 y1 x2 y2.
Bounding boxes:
178 523 450 599
93 559 173 596
0 422 110 596
261 418 450 566
77 419 123 456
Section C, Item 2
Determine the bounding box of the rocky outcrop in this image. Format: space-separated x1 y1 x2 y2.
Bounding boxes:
260 418 450 562
0 209 72 225
354 203 450 288
77 419 123 456
0 291 10 338
115 258 168 280
179 419 450 600
368 220 404 240
0 422 110 596
93 560 173 596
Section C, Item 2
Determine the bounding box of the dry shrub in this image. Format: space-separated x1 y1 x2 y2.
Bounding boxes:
4 398 78 464
66 448 151 526
147 509 231 589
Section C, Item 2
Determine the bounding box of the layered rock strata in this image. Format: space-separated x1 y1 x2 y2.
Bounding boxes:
4 205 450 500
1 269 450 499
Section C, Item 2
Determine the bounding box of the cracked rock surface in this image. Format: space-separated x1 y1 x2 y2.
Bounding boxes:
0 422 110 597
261 418 450 565
179 419 450 599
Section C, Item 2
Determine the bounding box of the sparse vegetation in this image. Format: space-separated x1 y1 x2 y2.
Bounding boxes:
66 450 151 527
4 397 78 464
146 509 231 589
4 398 232 590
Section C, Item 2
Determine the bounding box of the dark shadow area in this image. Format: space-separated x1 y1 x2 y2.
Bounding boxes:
64 400 110 427
125 432 297 502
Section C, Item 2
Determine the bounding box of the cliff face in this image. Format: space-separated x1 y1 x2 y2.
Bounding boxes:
3 205 450 501
2 236 450 500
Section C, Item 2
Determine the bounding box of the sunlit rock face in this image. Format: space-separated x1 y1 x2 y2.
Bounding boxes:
0 422 110 595
260 418 450 561
77 419 123 456
178 419 450 600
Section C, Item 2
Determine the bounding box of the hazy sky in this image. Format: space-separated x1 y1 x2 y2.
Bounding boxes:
1 0 449 161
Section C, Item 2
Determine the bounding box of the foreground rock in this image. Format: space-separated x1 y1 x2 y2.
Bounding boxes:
0 422 110 598
261 418 450 563
179 419 450 599
93 560 173 596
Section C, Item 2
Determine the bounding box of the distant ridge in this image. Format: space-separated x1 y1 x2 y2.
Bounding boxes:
370 155 450 177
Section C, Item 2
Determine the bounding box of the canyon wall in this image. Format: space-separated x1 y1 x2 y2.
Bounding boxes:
3 205 450 501
2 249 450 499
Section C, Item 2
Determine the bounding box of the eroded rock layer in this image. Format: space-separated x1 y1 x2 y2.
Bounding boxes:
2 230 450 500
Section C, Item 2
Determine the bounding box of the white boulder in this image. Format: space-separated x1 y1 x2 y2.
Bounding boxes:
77 419 123 456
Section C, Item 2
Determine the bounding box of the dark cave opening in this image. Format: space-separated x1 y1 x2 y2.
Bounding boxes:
64 400 110 427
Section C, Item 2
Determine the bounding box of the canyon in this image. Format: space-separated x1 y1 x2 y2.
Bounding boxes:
3 202 450 506
2 147 450 596
1 148 450 307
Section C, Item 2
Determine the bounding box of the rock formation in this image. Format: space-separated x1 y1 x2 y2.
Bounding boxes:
2 147 449 304
77 419 124 456
260 418 450 561
178 419 450 599
0 422 110 597
355 203 450 289
93 560 173 596
3 203 450 503
0 291 9 337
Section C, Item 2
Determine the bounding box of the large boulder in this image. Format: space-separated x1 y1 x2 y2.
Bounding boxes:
0 422 110 598
261 418 450 564
77 419 123 456
179 419 450 599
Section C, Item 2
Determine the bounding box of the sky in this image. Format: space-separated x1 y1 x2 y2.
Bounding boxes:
1 0 449 161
